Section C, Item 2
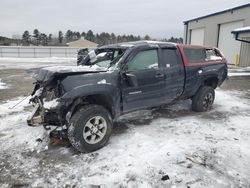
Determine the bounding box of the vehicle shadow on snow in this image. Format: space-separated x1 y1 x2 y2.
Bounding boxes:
32 100 194 155
115 99 193 127
36 96 244 155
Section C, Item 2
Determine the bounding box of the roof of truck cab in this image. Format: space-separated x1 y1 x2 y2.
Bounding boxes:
98 41 177 49
177 44 214 49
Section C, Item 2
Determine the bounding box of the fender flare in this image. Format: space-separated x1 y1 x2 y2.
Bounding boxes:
61 83 119 123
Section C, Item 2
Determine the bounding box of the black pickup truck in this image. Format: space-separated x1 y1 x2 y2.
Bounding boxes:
27 41 227 152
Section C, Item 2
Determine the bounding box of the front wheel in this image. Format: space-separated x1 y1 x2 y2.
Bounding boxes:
67 105 113 152
192 86 215 112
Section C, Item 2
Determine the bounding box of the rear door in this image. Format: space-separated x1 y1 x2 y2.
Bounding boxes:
160 47 185 100
122 48 166 112
180 47 225 97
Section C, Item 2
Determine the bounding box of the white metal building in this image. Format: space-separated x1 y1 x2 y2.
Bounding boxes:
184 3 250 67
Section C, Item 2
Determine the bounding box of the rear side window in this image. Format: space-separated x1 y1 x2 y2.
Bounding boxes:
127 49 158 71
184 48 222 63
162 49 182 67
183 48 206 63
205 49 222 61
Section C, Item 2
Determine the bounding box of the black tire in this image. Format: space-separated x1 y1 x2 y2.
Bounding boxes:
67 104 113 152
192 86 215 112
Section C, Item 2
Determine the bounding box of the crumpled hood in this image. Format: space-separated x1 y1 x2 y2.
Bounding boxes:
33 65 106 82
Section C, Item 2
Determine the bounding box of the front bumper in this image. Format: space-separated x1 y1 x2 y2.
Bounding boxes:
27 104 42 126
27 100 64 127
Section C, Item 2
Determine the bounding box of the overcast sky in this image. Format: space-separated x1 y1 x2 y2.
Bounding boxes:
0 0 249 39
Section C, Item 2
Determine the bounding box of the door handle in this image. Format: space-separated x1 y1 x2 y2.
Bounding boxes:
155 73 164 78
129 91 142 95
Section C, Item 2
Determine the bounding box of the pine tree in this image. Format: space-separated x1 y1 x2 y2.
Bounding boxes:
40 33 48 46
65 30 73 41
33 29 40 45
144 35 151 40
58 31 63 43
81 32 86 38
48 34 52 43
110 33 116 44
76 32 81 39
22 30 30 45
86 30 94 42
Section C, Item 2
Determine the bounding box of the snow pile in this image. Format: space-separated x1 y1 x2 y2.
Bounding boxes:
97 79 108 84
33 64 108 82
0 79 8 89
0 96 48 151
40 64 104 73
232 26 250 33
0 57 76 63
228 66 250 77
33 87 43 97
43 98 59 109
228 72 250 77
0 89 250 187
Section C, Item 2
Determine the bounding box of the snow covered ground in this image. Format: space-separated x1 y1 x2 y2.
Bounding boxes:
1 90 250 187
228 66 250 77
0 57 76 69
0 58 250 187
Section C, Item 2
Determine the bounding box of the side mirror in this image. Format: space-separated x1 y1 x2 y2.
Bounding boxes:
124 72 138 87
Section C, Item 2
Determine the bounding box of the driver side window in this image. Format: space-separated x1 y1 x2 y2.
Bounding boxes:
127 49 158 71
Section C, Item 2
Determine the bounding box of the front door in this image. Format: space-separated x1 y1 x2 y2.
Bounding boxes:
122 48 166 112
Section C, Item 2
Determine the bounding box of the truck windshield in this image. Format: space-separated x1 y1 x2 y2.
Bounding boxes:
80 48 125 69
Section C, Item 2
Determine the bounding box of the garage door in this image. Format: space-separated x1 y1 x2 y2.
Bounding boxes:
190 28 204 45
218 21 243 64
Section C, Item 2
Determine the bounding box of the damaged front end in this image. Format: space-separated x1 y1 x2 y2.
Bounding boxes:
27 80 65 128
26 64 106 129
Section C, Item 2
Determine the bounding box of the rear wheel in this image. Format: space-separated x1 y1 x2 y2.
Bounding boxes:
192 86 215 112
67 105 113 152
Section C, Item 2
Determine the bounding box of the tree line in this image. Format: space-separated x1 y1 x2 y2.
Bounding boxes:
0 36 20 46
1 29 183 46
22 29 53 46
